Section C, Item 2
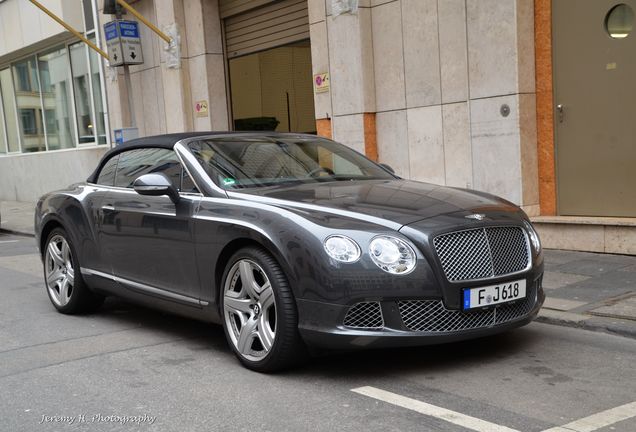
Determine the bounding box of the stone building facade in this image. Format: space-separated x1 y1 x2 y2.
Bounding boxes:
1 0 634 253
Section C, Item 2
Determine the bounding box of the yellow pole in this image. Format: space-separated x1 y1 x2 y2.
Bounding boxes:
28 0 109 60
115 0 173 44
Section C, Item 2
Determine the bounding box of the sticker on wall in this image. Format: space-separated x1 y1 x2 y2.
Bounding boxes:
314 73 330 94
195 100 208 117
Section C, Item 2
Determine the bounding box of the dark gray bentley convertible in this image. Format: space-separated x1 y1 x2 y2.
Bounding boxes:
35 132 544 371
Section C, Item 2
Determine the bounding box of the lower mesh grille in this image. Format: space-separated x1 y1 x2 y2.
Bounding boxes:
398 284 537 332
343 302 384 329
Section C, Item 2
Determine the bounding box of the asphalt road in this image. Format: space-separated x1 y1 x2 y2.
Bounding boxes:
1 233 635 432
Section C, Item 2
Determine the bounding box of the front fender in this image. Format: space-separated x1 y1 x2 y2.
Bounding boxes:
194 197 439 310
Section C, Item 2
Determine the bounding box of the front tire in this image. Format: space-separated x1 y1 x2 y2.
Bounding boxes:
43 227 103 314
220 247 305 372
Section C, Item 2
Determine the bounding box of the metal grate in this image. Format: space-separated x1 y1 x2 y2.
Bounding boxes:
433 226 530 282
343 302 384 329
398 284 537 332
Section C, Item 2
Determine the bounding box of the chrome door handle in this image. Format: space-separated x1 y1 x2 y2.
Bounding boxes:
101 205 115 211
557 104 564 123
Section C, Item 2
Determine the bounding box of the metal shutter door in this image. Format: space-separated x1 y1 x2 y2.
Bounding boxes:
220 0 276 18
224 0 310 59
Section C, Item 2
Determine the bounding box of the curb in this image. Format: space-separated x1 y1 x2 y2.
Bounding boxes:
0 228 35 238
537 309 636 340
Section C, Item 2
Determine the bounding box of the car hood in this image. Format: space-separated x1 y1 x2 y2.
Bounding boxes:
229 179 521 228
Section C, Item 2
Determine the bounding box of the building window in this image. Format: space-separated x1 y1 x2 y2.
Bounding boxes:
0 89 6 154
89 37 107 144
0 68 20 153
13 57 46 152
82 0 95 32
38 47 76 150
19 109 39 135
606 4 634 39
0 0 108 155
70 43 95 144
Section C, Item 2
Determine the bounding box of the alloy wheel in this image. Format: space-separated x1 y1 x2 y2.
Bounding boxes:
223 259 277 361
45 235 75 307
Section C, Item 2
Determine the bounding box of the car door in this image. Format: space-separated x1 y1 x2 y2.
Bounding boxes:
81 154 120 283
99 147 202 304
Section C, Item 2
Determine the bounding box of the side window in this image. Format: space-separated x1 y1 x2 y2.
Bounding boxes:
114 148 182 189
96 155 119 186
181 169 199 193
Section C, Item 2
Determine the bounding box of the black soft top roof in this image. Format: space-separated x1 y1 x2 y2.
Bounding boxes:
86 131 314 183
113 131 228 150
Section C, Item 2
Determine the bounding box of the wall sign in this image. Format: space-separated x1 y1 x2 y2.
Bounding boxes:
195 100 209 117
104 20 144 66
314 72 330 94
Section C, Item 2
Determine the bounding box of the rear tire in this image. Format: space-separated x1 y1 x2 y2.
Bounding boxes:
43 227 104 314
220 246 306 372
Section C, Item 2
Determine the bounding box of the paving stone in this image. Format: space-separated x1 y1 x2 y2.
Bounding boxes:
618 264 636 273
543 249 597 265
543 297 588 311
554 259 632 277
0 201 35 236
590 295 636 321
542 271 591 290
584 253 636 265
538 308 588 323
552 271 636 303
0 254 42 278
0 235 39 257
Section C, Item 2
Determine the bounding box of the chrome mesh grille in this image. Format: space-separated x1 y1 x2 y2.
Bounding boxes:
398 284 537 332
433 226 530 282
343 302 384 329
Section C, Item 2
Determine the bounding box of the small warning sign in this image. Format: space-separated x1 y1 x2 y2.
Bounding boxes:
195 100 209 117
314 72 330 94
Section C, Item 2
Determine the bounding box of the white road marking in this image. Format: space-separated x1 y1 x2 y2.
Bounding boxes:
541 401 636 432
352 386 636 432
0 240 19 244
351 386 520 432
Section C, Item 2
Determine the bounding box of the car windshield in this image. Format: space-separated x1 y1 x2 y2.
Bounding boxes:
188 136 397 189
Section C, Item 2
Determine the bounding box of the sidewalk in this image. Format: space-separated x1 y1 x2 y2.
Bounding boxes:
1 200 635 338
537 249 636 338
0 201 35 236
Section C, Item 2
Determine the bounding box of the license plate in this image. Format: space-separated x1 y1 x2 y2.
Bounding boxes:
463 279 526 310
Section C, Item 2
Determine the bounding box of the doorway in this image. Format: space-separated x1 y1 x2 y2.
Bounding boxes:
222 0 315 134
229 40 316 133
553 1 636 217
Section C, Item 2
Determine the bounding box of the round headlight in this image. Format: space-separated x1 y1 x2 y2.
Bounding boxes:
369 236 417 275
324 235 361 263
524 221 541 253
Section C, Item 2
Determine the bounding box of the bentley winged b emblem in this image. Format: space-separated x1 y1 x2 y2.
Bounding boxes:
465 213 486 221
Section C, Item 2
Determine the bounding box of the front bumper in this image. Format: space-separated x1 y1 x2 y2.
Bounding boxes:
297 275 545 350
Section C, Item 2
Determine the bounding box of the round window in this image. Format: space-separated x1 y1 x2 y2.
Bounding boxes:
605 4 634 39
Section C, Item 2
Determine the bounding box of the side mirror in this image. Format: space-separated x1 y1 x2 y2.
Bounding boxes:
133 173 180 204
379 163 395 174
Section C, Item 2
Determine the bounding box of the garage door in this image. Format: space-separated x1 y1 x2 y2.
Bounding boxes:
222 0 310 59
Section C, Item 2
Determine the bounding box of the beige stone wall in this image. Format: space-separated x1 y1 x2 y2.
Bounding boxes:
0 147 107 202
99 0 229 137
0 0 82 59
308 0 539 210
101 0 538 209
